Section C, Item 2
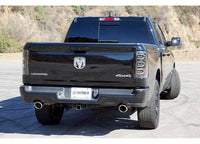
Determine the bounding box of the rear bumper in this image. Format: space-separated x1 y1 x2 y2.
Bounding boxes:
20 85 150 108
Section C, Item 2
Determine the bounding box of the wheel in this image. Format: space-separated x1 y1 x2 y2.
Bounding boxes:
35 104 64 125
137 80 160 129
163 69 181 99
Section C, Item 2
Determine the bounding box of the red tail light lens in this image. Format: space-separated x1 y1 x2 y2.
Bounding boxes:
104 17 115 21
99 17 120 21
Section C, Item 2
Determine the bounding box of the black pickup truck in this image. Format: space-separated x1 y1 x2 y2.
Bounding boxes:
20 14 181 129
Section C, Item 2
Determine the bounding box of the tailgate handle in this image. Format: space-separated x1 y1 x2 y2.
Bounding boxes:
70 46 89 51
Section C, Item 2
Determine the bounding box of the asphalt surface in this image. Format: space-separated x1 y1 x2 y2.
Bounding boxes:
0 60 200 138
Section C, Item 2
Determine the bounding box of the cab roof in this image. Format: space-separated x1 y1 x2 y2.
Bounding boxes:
74 16 150 22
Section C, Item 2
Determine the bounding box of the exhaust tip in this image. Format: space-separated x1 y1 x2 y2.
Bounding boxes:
34 101 43 110
118 104 128 113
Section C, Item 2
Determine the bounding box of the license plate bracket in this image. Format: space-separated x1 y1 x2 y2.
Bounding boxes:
71 87 92 100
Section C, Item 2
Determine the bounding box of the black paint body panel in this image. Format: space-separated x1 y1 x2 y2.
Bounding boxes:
20 16 176 108
24 43 150 88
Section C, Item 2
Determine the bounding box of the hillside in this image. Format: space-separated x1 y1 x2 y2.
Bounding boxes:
0 6 199 53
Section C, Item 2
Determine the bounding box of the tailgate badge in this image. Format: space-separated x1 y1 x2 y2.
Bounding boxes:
115 74 132 78
74 57 86 69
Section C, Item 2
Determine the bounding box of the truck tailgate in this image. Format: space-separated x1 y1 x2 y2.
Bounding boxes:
25 43 138 88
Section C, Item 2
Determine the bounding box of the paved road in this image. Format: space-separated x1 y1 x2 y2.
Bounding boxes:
0 60 200 138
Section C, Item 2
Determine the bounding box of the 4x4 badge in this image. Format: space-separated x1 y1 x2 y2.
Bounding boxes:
74 57 86 69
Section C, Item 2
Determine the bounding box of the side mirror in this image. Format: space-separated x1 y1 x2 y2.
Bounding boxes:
165 37 181 47
171 37 181 46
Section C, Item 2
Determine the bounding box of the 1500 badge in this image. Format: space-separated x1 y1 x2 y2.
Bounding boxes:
115 74 132 78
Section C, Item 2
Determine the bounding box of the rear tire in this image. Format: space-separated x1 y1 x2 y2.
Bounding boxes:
35 104 64 125
137 80 160 129
163 69 181 99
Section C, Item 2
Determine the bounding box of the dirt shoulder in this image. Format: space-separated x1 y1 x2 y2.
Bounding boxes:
0 49 200 61
0 53 22 60
172 49 200 62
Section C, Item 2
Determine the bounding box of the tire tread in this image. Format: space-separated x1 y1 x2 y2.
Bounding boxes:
137 80 160 129
35 105 64 125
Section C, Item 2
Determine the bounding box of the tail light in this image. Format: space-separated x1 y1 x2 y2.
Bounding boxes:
135 51 148 78
23 49 29 75
99 17 120 21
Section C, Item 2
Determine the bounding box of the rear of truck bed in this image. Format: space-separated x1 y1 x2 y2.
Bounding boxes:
21 42 152 108
23 43 148 88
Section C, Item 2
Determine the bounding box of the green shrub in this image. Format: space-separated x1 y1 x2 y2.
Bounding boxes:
10 6 24 13
175 6 198 26
34 6 50 26
0 35 24 53
73 6 89 16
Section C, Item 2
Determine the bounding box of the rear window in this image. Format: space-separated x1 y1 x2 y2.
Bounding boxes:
65 18 154 44
65 20 98 43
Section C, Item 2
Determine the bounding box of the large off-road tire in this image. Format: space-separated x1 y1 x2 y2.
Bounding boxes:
137 80 160 129
163 69 181 99
35 104 64 125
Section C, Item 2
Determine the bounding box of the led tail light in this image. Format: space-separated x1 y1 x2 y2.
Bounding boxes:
136 51 148 78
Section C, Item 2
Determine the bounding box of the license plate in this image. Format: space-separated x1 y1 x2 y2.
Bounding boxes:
71 87 92 100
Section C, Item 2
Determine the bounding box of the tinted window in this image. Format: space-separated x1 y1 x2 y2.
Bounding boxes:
99 21 153 44
65 20 98 42
66 18 154 44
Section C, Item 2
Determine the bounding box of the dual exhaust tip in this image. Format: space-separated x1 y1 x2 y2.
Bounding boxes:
34 101 43 110
34 102 129 113
118 104 129 113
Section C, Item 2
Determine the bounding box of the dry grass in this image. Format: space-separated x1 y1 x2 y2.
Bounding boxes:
173 49 200 62
0 6 200 53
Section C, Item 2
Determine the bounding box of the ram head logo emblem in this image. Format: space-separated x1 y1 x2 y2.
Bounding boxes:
74 57 86 69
